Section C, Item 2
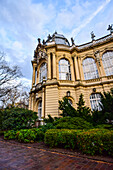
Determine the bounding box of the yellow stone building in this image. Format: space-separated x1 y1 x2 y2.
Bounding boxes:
29 29 113 123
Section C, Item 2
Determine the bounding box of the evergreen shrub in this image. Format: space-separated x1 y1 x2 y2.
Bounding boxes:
4 128 44 143
39 123 56 133
4 130 17 140
54 117 93 129
44 129 81 149
77 129 113 156
44 129 113 156
1 107 38 131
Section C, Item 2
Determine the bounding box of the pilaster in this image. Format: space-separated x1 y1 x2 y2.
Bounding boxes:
53 52 57 79
78 56 84 80
74 56 80 80
47 53 51 79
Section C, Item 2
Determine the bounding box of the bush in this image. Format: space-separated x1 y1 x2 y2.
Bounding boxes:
44 129 113 156
77 129 113 156
39 123 56 133
44 129 81 149
54 117 93 129
4 128 44 143
4 130 17 140
100 89 113 123
95 124 113 130
1 107 38 130
17 129 45 143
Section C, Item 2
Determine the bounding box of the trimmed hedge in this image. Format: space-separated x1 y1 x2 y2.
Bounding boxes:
4 130 17 140
44 129 113 156
4 128 44 143
44 129 81 149
77 129 113 156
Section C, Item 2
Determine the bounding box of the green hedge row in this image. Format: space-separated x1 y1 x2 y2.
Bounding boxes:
44 129 113 156
4 128 44 143
45 129 81 149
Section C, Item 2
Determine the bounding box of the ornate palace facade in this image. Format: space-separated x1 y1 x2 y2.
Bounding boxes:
29 28 113 121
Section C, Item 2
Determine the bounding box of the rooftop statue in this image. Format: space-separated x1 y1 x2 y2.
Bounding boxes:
91 31 96 41
107 24 113 33
71 37 75 45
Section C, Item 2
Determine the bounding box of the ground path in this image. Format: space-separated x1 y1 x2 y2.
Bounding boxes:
0 138 113 170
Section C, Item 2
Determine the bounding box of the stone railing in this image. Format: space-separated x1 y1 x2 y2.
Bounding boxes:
84 78 101 83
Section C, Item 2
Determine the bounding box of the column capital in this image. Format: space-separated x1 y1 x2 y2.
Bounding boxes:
72 54 76 58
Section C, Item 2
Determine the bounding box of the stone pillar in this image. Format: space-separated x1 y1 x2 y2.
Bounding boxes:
78 57 84 80
74 56 80 80
70 63 74 81
42 87 45 118
99 53 106 77
53 52 57 79
32 64 37 86
47 53 51 79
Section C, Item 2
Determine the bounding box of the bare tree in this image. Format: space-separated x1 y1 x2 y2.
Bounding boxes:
0 52 22 99
1 86 29 109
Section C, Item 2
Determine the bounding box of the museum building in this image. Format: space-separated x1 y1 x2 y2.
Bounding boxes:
29 26 113 121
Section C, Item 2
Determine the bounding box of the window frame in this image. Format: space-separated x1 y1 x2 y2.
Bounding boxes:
83 57 99 80
102 51 113 76
90 93 101 111
59 58 71 80
39 62 47 83
38 101 42 119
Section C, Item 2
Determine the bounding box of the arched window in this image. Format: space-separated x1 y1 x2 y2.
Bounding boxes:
90 93 101 111
39 62 47 82
83 58 99 80
68 99 72 106
59 58 71 80
38 101 42 119
102 51 113 76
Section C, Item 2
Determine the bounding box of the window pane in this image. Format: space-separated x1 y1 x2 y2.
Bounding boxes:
38 101 42 119
83 58 99 80
90 93 101 111
39 63 47 82
59 59 71 80
102 51 113 76
68 99 72 106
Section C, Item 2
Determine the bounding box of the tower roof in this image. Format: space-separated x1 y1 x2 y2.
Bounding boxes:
46 32 70 46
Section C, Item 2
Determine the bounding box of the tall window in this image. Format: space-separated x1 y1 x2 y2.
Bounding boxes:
102 51 113 76
68 99 72 106
39 62 47 82
90 93 101 111
59 58 71 80
83 58 99 80
38 101 42 119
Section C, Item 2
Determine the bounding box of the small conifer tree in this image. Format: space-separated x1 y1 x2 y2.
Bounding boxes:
76 94 92 121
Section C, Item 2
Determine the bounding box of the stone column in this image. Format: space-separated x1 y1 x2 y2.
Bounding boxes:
53 52 57 79
70 62 74 81
47 53 51 79
74 56 80 80
99 52 106 77
32 65 35 86
78 57 84 80
42 87 45 118
32 64 37 86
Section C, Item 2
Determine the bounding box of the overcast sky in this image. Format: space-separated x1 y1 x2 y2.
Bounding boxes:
0 0 113 88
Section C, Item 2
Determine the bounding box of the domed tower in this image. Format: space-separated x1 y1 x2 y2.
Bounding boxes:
29 32 75 124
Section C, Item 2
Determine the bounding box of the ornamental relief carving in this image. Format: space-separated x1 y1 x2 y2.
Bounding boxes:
37 50 48 64
94 50 101 66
